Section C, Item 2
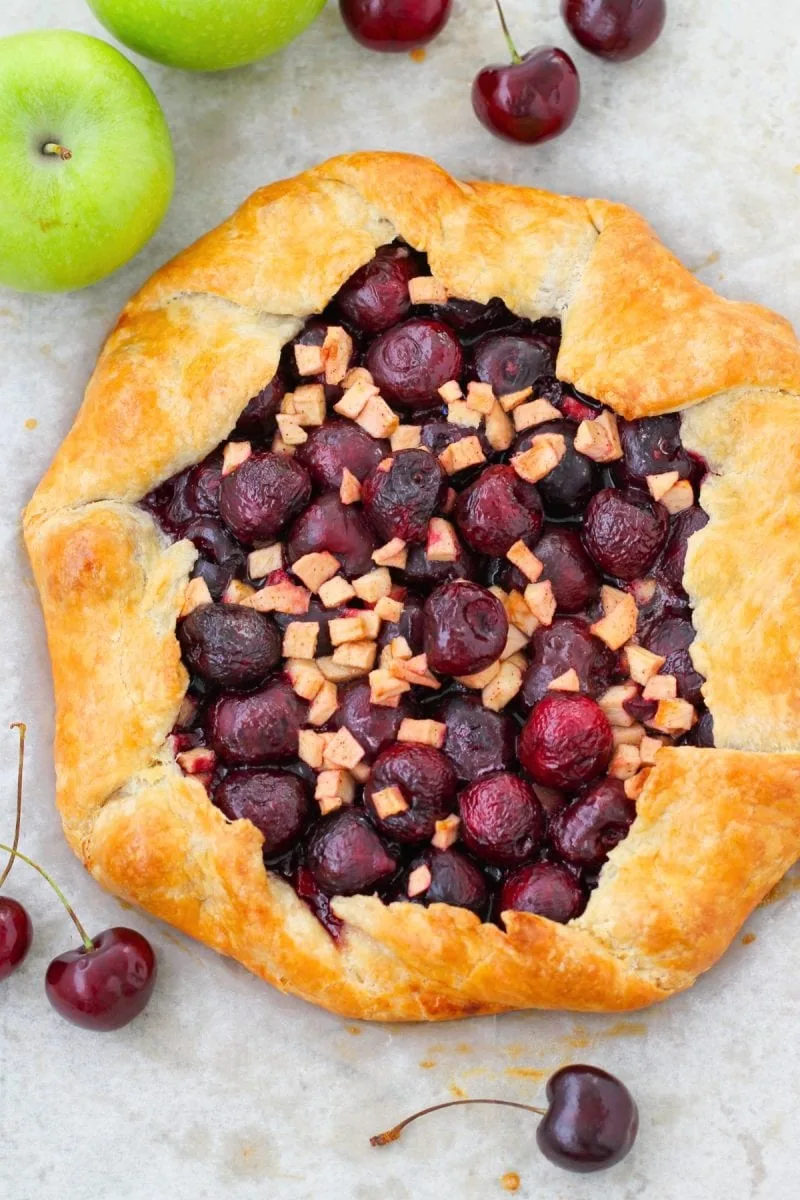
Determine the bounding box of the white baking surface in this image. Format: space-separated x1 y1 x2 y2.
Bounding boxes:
1 2 800 1197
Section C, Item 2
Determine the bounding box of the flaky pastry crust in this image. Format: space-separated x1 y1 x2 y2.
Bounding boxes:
24 153 800 1021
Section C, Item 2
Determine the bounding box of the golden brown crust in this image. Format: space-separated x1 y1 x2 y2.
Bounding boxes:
23 152 800 1021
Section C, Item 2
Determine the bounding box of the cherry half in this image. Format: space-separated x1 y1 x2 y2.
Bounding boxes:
370 1064 638 1174
340 0 453 52
473 2 580 145
562 0 666 62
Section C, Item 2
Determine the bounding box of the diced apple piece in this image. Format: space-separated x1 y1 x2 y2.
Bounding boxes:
646 471 680 502
282 621 319 660
642 673 678 701
372 785 409 819
315 769 355 813
573 411 623 463
408 276 448 304
407 864 432 898
639 734 666 765
647 698 696 735
176 747 217 775
498 386 533 413
330 612 380 645
432 814 461 851
625 644 666 685
612 722 645 746
484 401 514 451
286 659 325 702
323 727 366 771
222 579 255 605
307 679 339 725
294 343 325 376
511 433 566 483
590 587 638 650
352 567 392 604
322 326 354 386
548 668 581 692
506 540 543 583
275 414 308 445
316 658 366 684
318 576 357 608
180 577 213 618
660 479 695 514
397 718 447 749
524 580 556 626
512 398 561 432
438 436 486 475
335 377 378 419
247 544 283 579
608 743 641 780
332 641 378 672
356 395 400 439
465 382 496 414
446 400 483 429
438 379 464 403
391 425 422 451
426 517 460 563
368 668 412 707
482 660 523 711
372 537 408 568
455 660 501 690
505 589 539 637
298 729 326 771
374 595 404 623
291 551 340 593
624 768 652 801
501 624 529 660
221 440 252 476
390 653 441 689
271 432 296 457
598 683 639 727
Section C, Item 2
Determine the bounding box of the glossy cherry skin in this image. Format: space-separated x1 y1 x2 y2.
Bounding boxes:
0 897 33 981
418 420 492 464
473 46 580 145
499 861 586 923
335 243 421 332
366 743 457 843
218 453 312 545
520 618 616 709
423 580 508 676
405 848 489 916
214 769 312 860
582 489 668 580
616 414 693 491
455 464 543 557
643 616 704 704
562 0 666 62
288 492 378 578
519 694 613 789
402 537 477 593
207 681 306 765
550 778 636 869
459 773 545 867
658 505 708 594
523 527 600 613
307 809 398 897
184 517 245 600
178 603 281 690
471 334 555 397
340 0 453 51
366 318 463 410
295 419 388 490
377 591 425 656
537 1064 639 1173
362 449 447 543
45 928 157 1032
334 678 414 761
434 693 516 782
234 374 287 438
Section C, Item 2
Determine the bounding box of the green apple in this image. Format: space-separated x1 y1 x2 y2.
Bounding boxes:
0 30 174 293
87 0 328 72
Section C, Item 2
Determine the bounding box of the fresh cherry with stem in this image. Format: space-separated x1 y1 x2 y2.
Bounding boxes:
561 0 666 62
370 1064 638 1174
472 1 580 145
0 724 33 981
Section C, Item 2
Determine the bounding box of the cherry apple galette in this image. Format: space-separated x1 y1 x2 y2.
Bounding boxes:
25 154 800 1020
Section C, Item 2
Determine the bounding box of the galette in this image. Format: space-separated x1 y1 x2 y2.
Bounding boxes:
24 153 800 1021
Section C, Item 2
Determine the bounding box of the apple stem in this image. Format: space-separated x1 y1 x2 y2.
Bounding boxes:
370 1098 547 1147
0 723 25 890
0 843 94 952
493 0 522 65
42 142 72 161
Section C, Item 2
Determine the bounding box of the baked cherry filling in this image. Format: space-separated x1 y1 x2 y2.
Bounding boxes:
143 243 714 937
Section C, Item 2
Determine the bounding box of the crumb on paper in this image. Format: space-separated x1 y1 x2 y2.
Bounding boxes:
504 1066 549 1082
345 1024 362 1036
500 1171 521 1193
24 418 38 430
742 932 757 945
419 1059 437 1069
449 1083 467 1100
410 46 427 62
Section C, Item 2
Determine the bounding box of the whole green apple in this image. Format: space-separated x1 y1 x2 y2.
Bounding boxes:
87 0 328 71
0 30 174 293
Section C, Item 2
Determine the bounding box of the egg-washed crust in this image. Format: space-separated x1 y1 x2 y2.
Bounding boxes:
23 152 800 1021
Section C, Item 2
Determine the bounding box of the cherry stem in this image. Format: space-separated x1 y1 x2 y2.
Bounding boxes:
370 1098 547 1147
0 842 94 952
493 0 522 65
0 723 25 890
42 142 73 160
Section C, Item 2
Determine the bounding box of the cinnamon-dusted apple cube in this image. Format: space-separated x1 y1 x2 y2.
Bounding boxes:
506 540 543 583
624 768 652 801
598 683 640 727
408 276 448 304
247 544 283 579
271 432 296 457
369 668 412 707
505 589 539 637
397 718 447 749
339 467 362 505
482 659 523 712
426 518 460 563
388 636 413 660
391 425 422 451
511 432 566 483
498 386 533 413
524 580 556 626
438 379 463 404
372 537 408 569
180 577 213 618
298 729 326 771
291 551 341 593
484 401 514 451
501 624 529 660
294 342 325 376
407 864 432 898
455 660 501 689
176 747 217 775
646 471 680 502
625 643 666 685
318 575 356 609
660 479 695 514
391 653 441 689
374 595 404 623
357 395 400 440
371 785 409 819
642 673 678 701
439 436 486 475
466 382 496 414
630 578 657 606
315 769 356 812
323 727 366 771
332 640 378 672
285 658 325 702
280 392 297 416
590 588 637 651
446 400 483 429
275 414 308 446
352 567 392 604
330 611 380 645
608 743 641 781
282 621 319 660
432 814 461 851
222 579 256 605
612 722 645 746
317 656 367 683
647 698 697 736
221 440 252 476
322 326 354 385
512 398 562 432
292 384 327 427
573 411 623 463
342 365 374 390
307 679 339 725
639 734 666 765
334 376 378 419
548 668 581 692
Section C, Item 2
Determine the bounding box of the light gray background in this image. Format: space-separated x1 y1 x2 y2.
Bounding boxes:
1 2 799 1198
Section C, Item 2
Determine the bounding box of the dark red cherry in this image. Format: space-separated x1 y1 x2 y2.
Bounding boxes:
459 773 545 866
377 591 425 656
184 517 245 600
658 505 708 594
687 708 714 748
307 809 398 896
214 769 312 860
519 694 613 789
550 778 636 869
366 743 457 843
45 927 157 1032
455 464 543 557
528 527 600 613
514 421 600 517
643 616 704 704
295 419 388 490
615 414 693 491
183 453 223 516
362 449 447 543
234 373 287 438
434 693 516 783
473 45 580 145
562 0 666 62
582 489 668 580
340 0 453 52
208 681 306 765
402 536 477 593
520 618 616 709
537 1064 639 1172
405 848 489 916
334 679 414 761
423 580 508 676
0 897 32 981
471 334 555 396
499 861 586 923
335 244 422 333
421 296 518 337
218 453 312 545
178 603 281 690
287 492 378 578
366 319 463 410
